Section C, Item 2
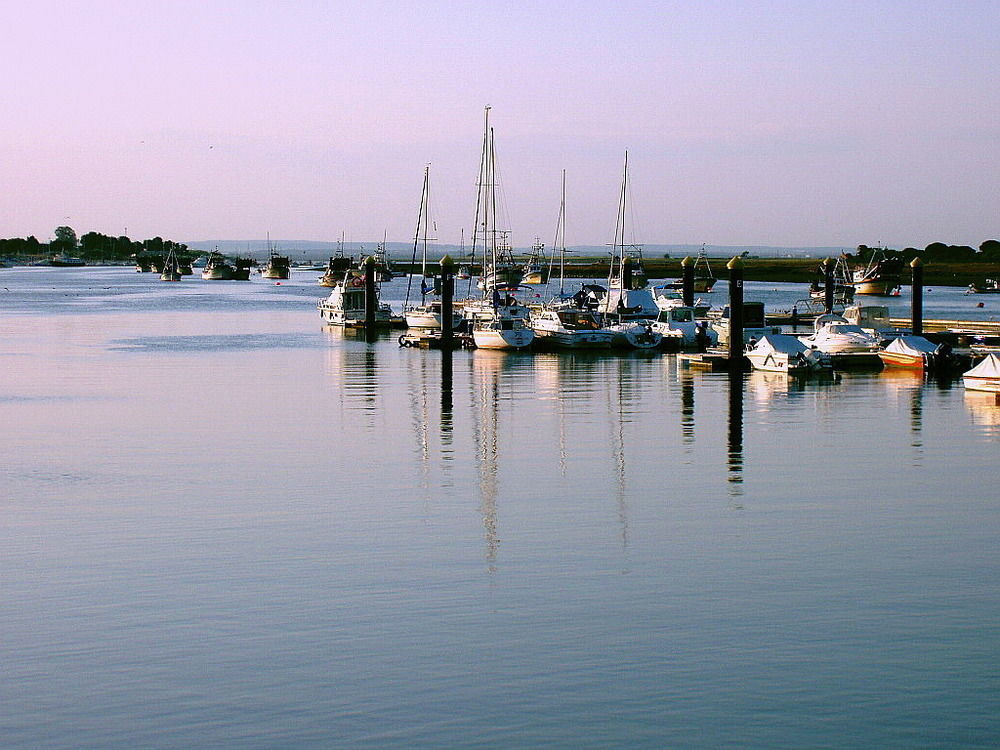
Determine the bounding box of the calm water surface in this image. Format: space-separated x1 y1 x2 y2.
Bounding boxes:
2 267 998 748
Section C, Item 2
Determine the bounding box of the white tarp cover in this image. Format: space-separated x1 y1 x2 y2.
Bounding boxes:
751 334 810 355
885 336 938 355
965 353 1000 379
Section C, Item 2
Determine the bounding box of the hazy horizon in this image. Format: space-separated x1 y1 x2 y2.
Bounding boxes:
4 1 997 249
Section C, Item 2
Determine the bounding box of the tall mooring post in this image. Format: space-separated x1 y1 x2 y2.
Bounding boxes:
621 255 634 291
823 257 835 314
681 256 695 307
364 255 377 342
440 254 455 349
727 256 745 369
910 257 924 336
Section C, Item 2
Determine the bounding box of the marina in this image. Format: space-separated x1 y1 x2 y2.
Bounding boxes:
2 264 999 747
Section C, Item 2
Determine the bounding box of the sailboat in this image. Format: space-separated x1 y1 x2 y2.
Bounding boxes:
403 166 463 331
463 107 534 350
530 170 613 350
597 152 663 350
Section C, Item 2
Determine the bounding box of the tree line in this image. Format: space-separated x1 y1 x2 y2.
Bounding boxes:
850 240 1000 265
0 226 191 262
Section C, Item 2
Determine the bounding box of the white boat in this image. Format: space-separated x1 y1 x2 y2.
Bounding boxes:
530 307 613 349
651 300 717 348
798 313 881 354
746 334 832 373
603 320 662 350
962 353 1000 393
317 269 394 327
403 167 464 331
464 107 535 351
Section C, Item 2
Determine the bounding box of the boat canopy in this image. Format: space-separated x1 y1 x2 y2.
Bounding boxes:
965 353 1000 379
884 336 938 356
749 334 811 355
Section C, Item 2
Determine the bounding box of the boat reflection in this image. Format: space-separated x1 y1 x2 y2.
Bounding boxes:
964 389 1000 433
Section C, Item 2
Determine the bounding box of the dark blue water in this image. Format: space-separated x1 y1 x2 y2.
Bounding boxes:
1 267 998 748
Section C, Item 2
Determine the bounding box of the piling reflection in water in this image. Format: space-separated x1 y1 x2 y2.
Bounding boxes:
727 371 745 493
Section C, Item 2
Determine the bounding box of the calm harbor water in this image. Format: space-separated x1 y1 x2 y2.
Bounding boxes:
2 267 999 748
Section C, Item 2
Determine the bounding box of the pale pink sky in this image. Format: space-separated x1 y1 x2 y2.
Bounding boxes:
3 0 997 248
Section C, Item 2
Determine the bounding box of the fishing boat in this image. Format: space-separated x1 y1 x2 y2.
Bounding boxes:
48 254 86 267
317 268 395 327
746 334 832 374
260 237 290 279
663 246 717 293
962 353 1000 393
231 256 254 281
159 245 182 281
850 247 903 295
465 107 535 351
319 241 353 287
878 336 957 370
809 256 855 303
521 238 548 284
799 313 882 353
201 251 234 280
403 167 463 331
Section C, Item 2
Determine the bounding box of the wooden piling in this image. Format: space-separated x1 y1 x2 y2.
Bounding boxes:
823 257 835 314
727 256 745 369
440 254 455 349
911 257 924 336
681 256 694 307
364 255 377 341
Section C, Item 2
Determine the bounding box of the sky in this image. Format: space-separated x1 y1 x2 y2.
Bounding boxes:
3 0 997 249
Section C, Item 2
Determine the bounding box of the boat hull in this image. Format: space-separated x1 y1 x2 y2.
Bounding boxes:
472 328 534 350
878 351 928 369
963 376 1000 393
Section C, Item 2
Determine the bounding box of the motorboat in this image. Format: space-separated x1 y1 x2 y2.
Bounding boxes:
799 313 881 353
530 307 613 349
746 334 832 373
318 269 395 327
962 353 1000 393
662 247 717 293
843 304 907 339
878 336 957 370
602 319 663 350
652 304 716 349
710 301 781 347
319 243 353 287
